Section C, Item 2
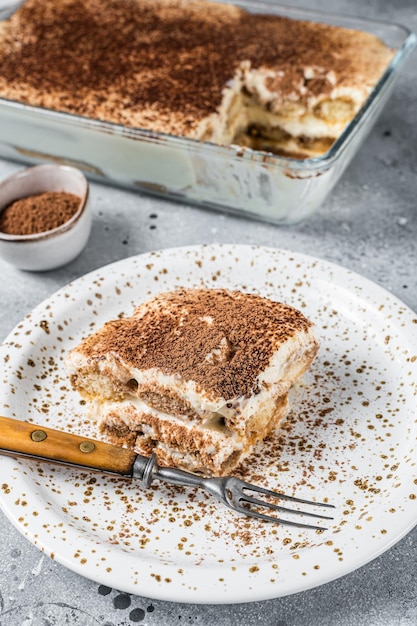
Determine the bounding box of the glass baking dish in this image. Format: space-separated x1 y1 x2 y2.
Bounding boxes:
0 1 415 225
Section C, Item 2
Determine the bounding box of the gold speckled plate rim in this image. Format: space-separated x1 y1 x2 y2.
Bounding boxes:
0 243 416 604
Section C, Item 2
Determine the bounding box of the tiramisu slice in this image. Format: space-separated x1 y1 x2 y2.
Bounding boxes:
0 0 394 158
66 288 319 476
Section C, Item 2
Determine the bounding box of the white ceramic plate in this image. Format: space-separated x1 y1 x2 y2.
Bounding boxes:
1 244 417 604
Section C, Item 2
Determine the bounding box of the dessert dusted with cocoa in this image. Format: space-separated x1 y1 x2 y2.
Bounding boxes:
0 0 394 158
66 288 319 476
0 192 81 235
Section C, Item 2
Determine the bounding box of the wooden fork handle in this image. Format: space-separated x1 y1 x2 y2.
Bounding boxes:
0 415 137 476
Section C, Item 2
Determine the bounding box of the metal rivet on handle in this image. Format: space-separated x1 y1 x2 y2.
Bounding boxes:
31 430 47 442
79 441 95 453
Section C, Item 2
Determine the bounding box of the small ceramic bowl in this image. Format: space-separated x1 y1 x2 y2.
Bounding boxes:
0 164 91 271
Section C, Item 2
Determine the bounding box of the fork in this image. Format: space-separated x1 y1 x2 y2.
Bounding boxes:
0 415 334 530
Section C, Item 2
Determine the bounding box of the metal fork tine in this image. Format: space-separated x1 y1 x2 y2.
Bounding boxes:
239 507 328 530
240 494 334 521
240 480 335 510
229 478 335 529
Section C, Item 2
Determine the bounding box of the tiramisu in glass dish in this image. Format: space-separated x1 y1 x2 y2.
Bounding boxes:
0 0 415 222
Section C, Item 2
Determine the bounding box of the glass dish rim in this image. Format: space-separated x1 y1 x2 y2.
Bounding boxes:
0 0 416 173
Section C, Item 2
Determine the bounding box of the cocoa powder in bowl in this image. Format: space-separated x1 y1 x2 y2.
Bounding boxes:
0 164 91 271
0 191 81 235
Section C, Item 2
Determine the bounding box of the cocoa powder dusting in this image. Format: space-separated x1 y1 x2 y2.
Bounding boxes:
0 0 393 137
77 288 317 400
0 191 81 235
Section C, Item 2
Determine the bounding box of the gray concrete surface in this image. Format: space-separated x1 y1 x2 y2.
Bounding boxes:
0 0 416 624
